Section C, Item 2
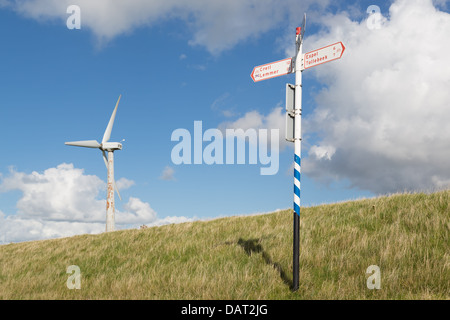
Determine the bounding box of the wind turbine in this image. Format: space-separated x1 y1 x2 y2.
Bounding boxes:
65 95 123 232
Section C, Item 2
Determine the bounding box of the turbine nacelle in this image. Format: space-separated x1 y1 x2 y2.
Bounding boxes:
101 142 122 151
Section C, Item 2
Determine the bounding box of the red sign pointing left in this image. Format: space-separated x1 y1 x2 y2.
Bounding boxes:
251 57 293 82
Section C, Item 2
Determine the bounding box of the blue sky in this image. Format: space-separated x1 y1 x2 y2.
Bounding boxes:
1 0 449 243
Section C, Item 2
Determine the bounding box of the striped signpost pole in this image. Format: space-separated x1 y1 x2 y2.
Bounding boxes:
292 21 304 292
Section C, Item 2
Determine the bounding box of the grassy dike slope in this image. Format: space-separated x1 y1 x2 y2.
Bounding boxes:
0 190 448 299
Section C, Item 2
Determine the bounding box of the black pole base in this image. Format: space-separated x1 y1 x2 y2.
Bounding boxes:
293 210 300 291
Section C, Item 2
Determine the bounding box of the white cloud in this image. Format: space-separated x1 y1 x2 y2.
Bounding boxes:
145 215 194 228
0 164 193 243
218 105 289 150
120 196 157 224
3 0 330 54
309 145 336 161
0 214 105 244
0 163 105 222
159 166 175 181
116 177 135 190
295 0 450 194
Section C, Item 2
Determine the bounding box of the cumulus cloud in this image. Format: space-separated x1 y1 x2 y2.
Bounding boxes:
218 105 288 150
0 213 105 244
0 163 105 222
2 0 330 53
0 164 193 243
294 0 450 194
309 145 336 161
120 196 157 224
159 166 175 181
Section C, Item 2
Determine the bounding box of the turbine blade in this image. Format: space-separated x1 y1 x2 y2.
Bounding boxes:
102 150 108 168
114 180 122 201
102 95 121 144
65 140 101 148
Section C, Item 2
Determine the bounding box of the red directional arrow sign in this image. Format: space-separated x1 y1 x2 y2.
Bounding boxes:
303 42 345 70
251 57 293 82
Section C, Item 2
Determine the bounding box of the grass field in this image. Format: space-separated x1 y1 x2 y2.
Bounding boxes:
0 190 448 299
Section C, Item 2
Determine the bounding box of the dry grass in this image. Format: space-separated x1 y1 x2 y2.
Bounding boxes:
0 190 448 299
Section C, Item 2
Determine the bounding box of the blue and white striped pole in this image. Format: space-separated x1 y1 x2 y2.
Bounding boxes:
293 26 303 292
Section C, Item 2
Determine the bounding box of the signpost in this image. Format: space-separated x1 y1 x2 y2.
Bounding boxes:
303 42 345 70
250 58 293 82
250 13 345 291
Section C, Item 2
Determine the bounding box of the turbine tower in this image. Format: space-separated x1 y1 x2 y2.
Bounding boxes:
65 95 123 232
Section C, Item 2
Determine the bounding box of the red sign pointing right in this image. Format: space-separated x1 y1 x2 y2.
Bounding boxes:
303 42 345 70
